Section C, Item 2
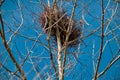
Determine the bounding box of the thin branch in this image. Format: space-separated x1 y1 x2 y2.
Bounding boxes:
93 0 105 80
0 2 26 79
104 2 118 34
47 0 50 7
47 38 58 80
62 0 77 80
44 12 66 31
0 1 5 38
0 63 21 78
21 32 42 67
92 40 95 73
98 51 120 78
46 1 59 79
7 0 24 45
9 29 50 51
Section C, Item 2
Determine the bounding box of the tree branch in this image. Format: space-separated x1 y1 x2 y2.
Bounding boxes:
0 2 26 80
97 50 120 78
62 0 77 80
93 0 105 80
0 63 21 78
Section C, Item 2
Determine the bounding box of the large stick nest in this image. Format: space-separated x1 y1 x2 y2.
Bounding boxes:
39 6 82 47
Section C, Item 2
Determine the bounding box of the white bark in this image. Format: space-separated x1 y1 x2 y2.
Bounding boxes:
56 27 63 80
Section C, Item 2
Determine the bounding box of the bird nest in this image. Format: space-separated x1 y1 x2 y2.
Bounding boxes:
39 6 81 47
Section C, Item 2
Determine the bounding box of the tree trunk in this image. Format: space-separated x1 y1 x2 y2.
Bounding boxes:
56 27 63 80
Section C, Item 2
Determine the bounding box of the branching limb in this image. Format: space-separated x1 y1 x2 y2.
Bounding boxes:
7 0 24 45
0 63 21 78
93 0 105 80
62 0 77 80
0 2 26 80
98 50 120 78
47 38 58 80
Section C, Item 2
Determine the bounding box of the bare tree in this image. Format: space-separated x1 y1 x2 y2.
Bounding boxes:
0 0 120 80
